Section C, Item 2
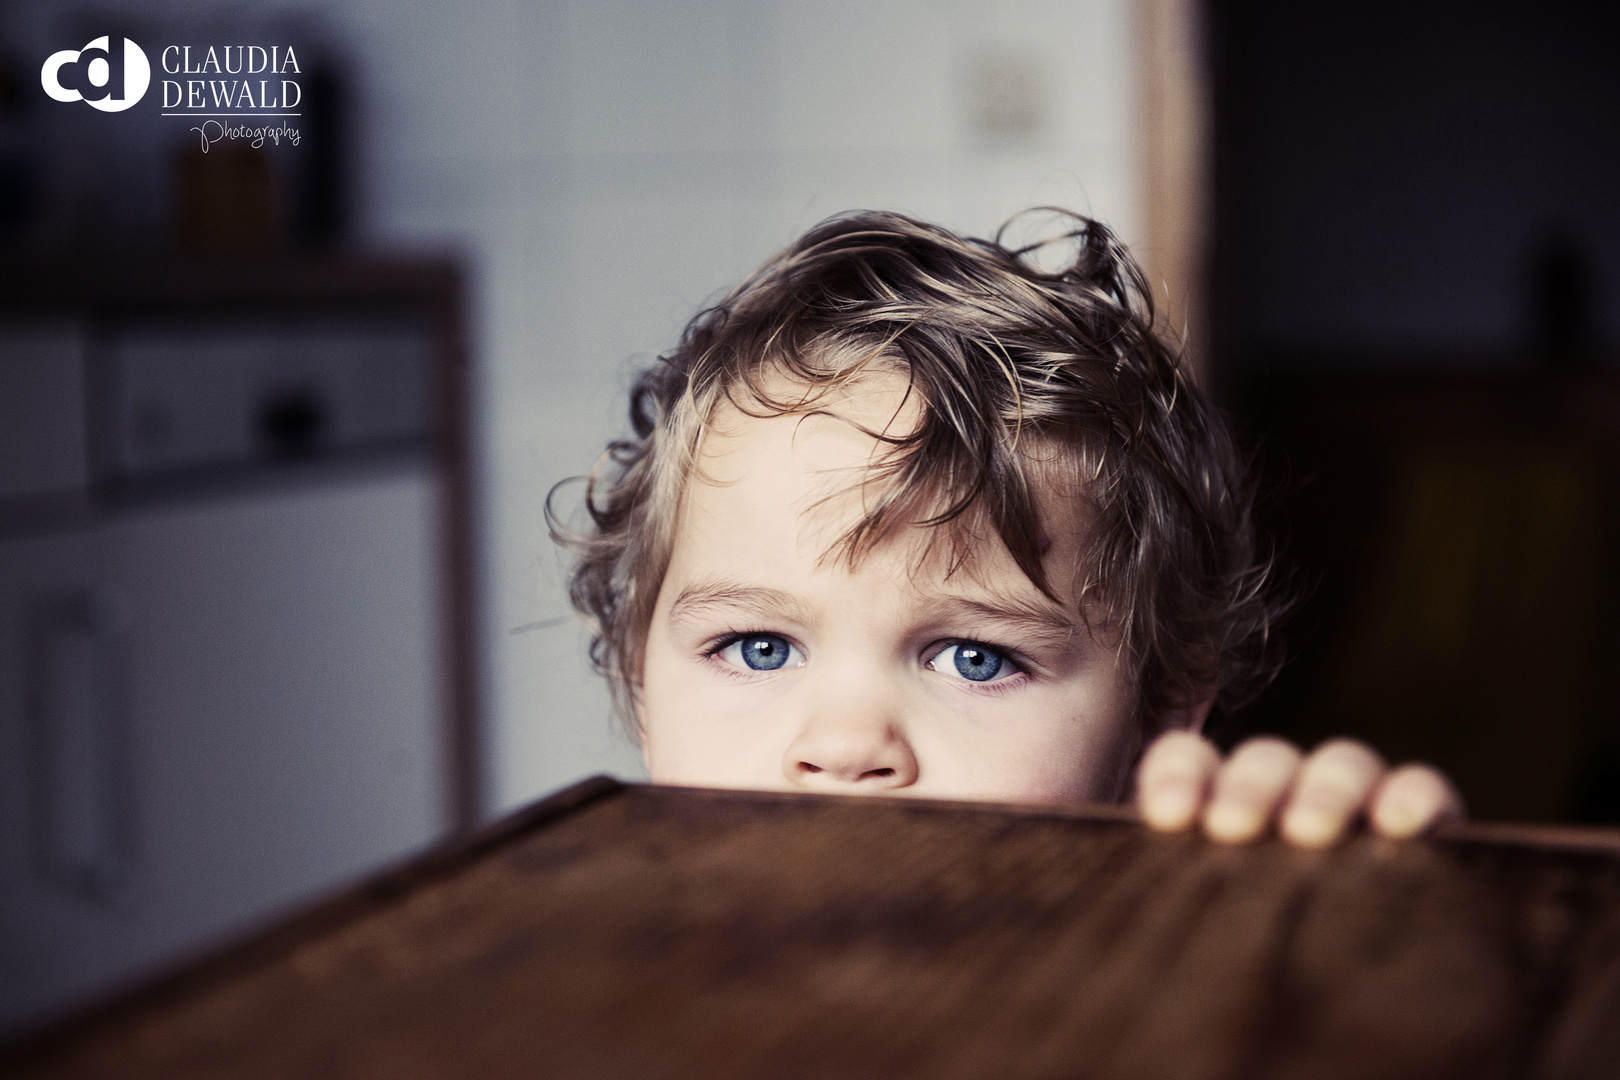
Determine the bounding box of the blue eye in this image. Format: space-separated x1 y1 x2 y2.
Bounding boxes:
718 633 803 672
928 641 1012 683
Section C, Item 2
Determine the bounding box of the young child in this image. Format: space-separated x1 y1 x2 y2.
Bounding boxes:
549 209 1461 847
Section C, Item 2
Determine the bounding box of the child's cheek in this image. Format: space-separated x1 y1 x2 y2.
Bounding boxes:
643 666 803 790
937 689 1134 804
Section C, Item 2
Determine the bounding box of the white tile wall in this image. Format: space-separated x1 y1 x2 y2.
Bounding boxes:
349 0 1141 814
26 0 1141 815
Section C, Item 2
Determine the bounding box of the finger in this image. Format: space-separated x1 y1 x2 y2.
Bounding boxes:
1369 764 1465 838
1137 730 1221 832
1280 739 1386 848
1203 737 1304 844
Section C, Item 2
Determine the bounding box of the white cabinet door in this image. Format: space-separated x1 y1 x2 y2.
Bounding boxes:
0 468 447 1037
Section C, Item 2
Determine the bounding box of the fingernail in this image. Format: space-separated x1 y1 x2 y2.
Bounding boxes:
1204 801 1262 843
1375 793 1424 838
1144 779 1198 830
1283 806 1337 848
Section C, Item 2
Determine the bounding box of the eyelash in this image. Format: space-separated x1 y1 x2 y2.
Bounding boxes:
702 630 803 681
928 638 1032 693
702 630 1034 691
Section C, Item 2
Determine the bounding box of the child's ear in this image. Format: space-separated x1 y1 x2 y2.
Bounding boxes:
630 689 649 747
1155 693 1216 734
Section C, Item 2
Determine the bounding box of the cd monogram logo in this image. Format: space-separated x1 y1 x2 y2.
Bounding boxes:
41 36 152 113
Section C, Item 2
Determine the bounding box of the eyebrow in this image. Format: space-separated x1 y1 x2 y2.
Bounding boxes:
666 581 819 631
666 578 1083 650
923 594 1085 651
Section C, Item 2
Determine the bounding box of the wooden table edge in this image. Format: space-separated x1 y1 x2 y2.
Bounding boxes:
9 776 1620 1069
0 774 626 1068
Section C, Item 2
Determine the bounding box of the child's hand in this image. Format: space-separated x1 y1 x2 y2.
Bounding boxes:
1135 731 1463 846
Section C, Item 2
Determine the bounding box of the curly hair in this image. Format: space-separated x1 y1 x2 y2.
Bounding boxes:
547 208 1285 737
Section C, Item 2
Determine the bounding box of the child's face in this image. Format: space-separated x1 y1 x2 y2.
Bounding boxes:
637 372 1141 805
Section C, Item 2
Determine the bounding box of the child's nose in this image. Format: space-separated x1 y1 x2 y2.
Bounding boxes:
781 697 919 793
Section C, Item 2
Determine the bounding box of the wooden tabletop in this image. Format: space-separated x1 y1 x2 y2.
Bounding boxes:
7 777 1620 1079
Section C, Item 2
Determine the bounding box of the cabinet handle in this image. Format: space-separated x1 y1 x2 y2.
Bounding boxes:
26 587 133 904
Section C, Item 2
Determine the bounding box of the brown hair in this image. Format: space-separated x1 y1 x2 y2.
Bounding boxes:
547 208 1284 733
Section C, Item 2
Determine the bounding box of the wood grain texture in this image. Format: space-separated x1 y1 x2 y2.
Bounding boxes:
7 779 1620 1079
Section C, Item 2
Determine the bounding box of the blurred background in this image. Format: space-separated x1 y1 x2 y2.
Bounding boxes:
1207 0 1620 830
0 0 1614 1042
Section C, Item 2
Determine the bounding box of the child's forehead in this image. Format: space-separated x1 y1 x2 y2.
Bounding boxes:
703 365 922 445
690 374 1094 588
